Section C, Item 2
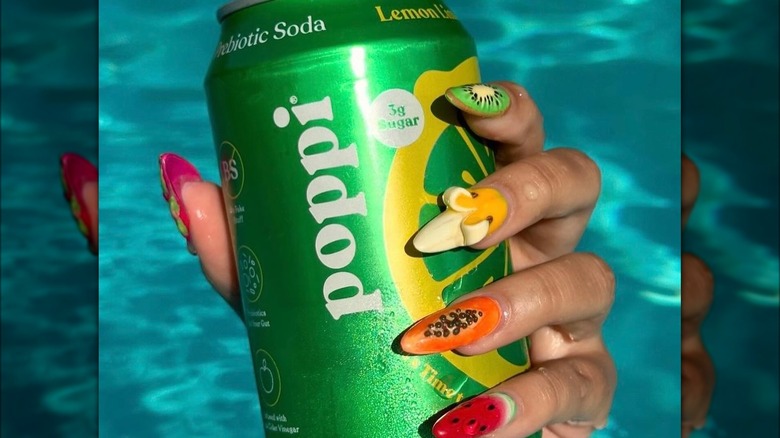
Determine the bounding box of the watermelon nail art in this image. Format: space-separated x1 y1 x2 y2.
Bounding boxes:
159 153 202 254
400 296 501 355
432 393 516 437
60 153 97 250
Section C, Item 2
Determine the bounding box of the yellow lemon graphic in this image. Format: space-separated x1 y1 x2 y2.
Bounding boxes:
384 57 530 388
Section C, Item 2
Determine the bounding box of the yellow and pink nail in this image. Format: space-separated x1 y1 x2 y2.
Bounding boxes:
60 153 97 249
432 393 516 437
159 153 202 253
413 187 508 253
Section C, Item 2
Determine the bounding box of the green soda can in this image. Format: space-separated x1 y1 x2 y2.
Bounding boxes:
204 1 538 437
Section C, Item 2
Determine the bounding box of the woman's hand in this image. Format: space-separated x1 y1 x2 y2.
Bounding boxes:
160 82 617 438
681 155 715 436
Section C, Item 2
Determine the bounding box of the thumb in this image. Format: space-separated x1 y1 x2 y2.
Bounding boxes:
159 153 240 314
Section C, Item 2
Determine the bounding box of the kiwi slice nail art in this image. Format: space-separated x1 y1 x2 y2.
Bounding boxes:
445 83 511 117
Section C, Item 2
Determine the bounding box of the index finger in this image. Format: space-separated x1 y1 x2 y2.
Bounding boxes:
159 153 240 314
447 81 545 164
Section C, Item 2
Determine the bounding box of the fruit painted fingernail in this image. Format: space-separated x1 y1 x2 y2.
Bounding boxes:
445 83 511 117
60 153 97 245
413 187 508 253
159 153 202 254
432 393 516 437
400 296 501 355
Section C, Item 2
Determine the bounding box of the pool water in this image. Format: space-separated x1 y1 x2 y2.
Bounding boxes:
96 1 683 437
1 1 98 436
5 0 774 436
683 0 779 436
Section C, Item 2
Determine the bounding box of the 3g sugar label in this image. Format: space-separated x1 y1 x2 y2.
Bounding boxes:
368 89 425 148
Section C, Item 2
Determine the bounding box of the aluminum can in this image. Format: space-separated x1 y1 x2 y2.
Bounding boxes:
205 1 536 436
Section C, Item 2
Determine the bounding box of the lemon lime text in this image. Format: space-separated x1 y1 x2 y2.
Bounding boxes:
375 4 457 22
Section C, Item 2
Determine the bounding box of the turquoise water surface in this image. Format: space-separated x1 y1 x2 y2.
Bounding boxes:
684 0 779 436
1 1 98 437
3 0 774 437
98 1 681 437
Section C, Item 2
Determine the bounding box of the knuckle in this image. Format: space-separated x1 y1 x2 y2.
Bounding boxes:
530 253 616 315
504 82 534 106
567 358 600 401
533 260 583 314
526 266 563 311
522 149 602 211
535 365 566 412
500 82 545 140
524 96 543 127
569 355 615 413
512 83 530 96
538 358 603 416
558 148 602 188
682 155 700 183
577 253 616 309
600 351 618 392
528 107 544 140
682 157 701 210
523 155 563 199
682 253 714 312
590 254 617 294
682 253 714 288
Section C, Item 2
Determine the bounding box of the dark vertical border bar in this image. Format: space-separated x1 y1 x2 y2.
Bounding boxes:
683 0 779 435
1 0 99 436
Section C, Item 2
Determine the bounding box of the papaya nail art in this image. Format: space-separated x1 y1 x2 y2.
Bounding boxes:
413 187 508 253
60 153 97 246
445 83 511 117
432 393 516 437
400 296 501 355
159 153 202 254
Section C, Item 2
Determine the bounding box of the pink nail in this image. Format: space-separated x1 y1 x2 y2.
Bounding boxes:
159 153 202 253
60 153 97 249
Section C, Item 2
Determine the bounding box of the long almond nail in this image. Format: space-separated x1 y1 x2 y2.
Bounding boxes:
159 153 202 254
60 153 97 245
432 393 516 437
445 83 511 117
400 296 501 355
413 187 508 253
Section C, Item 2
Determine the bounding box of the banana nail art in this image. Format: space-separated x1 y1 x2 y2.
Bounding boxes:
413 187 508 253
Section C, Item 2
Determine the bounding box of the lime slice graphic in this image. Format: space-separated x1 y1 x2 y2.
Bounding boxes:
384 57 530 388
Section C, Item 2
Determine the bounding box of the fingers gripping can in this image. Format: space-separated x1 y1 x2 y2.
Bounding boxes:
205 1 536 436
